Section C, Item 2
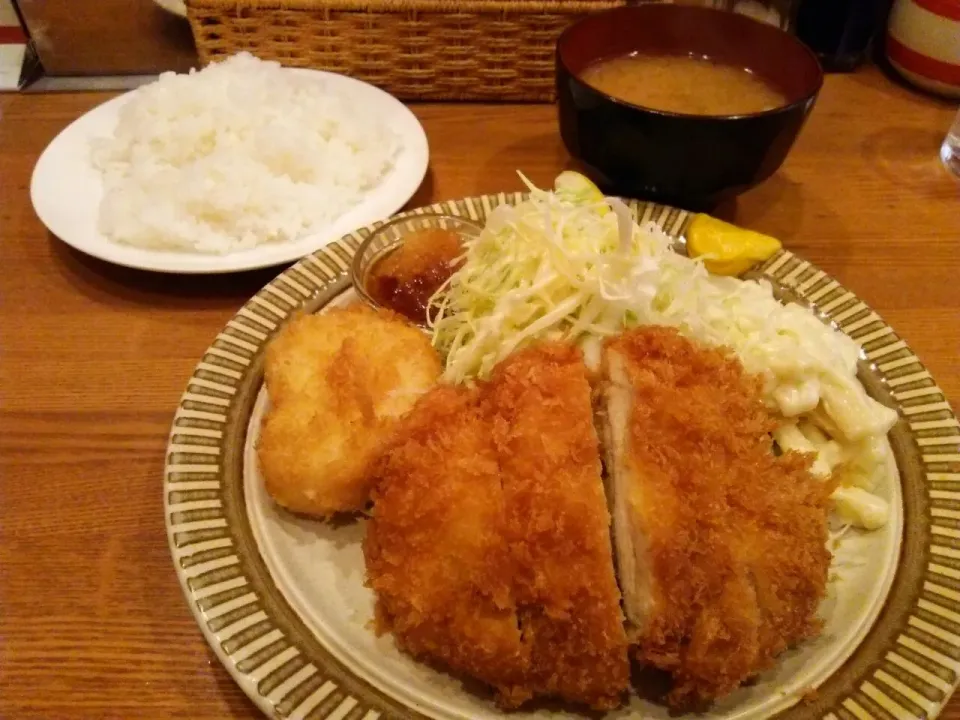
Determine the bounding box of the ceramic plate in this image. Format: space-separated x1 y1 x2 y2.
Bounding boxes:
165 194 960 720
30 69 429 274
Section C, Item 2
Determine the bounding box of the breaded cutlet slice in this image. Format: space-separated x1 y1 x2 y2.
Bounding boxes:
486 342 630 710
601 327 832 707
365 342 629 711
257 304 441 517
363 385 528 701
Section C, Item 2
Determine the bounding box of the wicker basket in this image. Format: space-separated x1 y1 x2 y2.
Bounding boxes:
185 0 626 101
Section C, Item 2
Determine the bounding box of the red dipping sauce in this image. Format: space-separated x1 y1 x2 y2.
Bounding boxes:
365 228 463 324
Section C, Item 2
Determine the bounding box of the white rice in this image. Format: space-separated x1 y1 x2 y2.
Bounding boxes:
91 52 399 254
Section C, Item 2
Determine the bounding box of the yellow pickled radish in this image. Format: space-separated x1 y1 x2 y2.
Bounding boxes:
554 171 609 214
686 214 782 276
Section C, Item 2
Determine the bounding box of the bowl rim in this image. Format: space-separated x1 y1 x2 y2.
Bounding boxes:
349 211 484 320
556 4 824 121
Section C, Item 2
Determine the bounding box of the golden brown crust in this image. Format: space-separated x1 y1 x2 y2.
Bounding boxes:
604 327 832 707
364 342 629 710
364 385 527 694
257 305 441 516
486 343 630 709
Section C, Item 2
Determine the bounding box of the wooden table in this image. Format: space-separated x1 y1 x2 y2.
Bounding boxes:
1 66 958 719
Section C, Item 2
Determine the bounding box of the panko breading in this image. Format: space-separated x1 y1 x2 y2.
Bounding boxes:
485 343 629 709
363 386 527 700
257 305 441 516
365 342 629 710
601 327 832 707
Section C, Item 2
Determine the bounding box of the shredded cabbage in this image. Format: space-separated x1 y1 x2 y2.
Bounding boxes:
428 173 898 529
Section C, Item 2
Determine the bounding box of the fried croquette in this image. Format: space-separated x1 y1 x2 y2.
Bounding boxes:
257 305 441 516
601 326 833 708
365 342 629 710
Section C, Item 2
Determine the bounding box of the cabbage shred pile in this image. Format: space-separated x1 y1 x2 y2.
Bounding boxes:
429 173 674 381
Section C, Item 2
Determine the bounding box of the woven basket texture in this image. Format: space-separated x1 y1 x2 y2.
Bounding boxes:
185 0 628 101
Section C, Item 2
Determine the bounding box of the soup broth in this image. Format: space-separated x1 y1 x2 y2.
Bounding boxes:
580 53 788 116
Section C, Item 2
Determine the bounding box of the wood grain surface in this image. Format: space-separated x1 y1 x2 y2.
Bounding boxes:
1 65 959 719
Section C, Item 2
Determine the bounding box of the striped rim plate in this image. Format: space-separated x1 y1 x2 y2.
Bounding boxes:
164 194 960 720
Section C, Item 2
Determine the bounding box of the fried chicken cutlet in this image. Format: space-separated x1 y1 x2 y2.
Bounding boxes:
257 305 441 516
365 342 629 710
600 327 833 707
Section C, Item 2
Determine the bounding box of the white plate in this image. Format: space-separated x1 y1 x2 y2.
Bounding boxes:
30 68 429 274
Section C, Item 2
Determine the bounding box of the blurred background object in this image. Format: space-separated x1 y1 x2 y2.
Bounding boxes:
655 0 891 72
184 0 628 101
941 108 960 179
153 0 187 16
1 0 912 93
661 0 796 29
885 0 960 99
793 0 891 71
0 0 27 89
15 0 194 77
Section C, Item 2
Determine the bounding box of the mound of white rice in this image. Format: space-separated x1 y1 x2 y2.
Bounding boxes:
91 53 399 254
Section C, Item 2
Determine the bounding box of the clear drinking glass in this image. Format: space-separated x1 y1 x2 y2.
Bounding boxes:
941 108 960 180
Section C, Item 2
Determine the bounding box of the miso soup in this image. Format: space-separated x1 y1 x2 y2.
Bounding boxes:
580 53 788 116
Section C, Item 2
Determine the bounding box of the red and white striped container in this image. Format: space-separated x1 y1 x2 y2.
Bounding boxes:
886 0 960 99
0 0 26 90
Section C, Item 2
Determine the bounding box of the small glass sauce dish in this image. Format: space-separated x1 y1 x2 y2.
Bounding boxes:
351 213 483 326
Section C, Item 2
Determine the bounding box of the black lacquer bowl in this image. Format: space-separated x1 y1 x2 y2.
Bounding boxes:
556 4 823 210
